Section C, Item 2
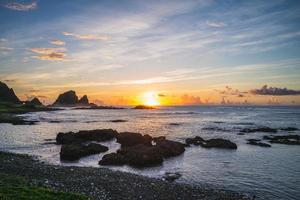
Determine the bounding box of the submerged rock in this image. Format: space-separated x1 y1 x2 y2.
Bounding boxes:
185 136 204 146
163 172 182 182
264 135 300 145
201 138 237 149
56 129 118 144
60 143 108 161
240 127 277 133
279 127 298 131
109 119 128 123
116 132 152 147
247 139 271 147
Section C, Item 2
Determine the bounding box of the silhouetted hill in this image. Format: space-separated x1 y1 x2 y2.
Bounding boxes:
0 81 21 104
52 90 90 106
25 97 43 106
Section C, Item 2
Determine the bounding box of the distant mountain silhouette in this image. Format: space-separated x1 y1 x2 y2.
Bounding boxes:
52 90 90 106
0 81 21 104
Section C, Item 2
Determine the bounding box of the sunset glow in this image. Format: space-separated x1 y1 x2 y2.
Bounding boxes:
140 92 160 106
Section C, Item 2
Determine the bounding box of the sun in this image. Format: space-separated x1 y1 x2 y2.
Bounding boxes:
141 91 160 106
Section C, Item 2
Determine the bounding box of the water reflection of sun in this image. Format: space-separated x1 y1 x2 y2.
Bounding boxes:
141 91 160 106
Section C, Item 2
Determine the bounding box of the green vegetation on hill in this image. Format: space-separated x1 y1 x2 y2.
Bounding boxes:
0 173 88 200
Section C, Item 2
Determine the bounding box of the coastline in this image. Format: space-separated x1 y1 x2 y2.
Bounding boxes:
0 151 251 200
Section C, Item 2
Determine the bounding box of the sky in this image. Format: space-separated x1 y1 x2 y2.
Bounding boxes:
0 0 300 106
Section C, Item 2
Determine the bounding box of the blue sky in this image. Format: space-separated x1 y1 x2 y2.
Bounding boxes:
0 0 300 105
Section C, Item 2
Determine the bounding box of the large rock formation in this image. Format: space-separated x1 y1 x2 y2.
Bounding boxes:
52 90 89 106
25 97 43 106
0 81 21 104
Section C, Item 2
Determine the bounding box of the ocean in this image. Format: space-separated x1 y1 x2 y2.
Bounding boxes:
0 105 299 200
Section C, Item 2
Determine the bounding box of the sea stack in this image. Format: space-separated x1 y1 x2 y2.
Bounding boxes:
0 81 21 104
25 97 43 106
52 90 90 106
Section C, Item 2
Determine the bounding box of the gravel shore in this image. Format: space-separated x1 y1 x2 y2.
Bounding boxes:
0 151 252 200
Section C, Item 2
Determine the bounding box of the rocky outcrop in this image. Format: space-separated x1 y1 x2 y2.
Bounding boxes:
263 135 300 145
56 129 118 144
155 138 186 157
240 127 277 133
99 134 186 167
116 132 152 147
60 143 108 161
247 139 271 147
0 81 21 104
132 105 155 109
25 97 43 106
78 95 89 105
185 136 237 149
52 90 90 106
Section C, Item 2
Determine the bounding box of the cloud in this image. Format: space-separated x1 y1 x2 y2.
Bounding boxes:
29 48 67 61
216 85 247 97
158 93 166 97
0 47 13 52
206 21 227 28
62 32 110 41
3 1 37 11
181 94 202 105
250 85 300 96
50 39 65 46
0 38 7 42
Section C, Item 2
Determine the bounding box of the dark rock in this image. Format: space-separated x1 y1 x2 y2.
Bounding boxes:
169 123 181 126
78 95 89 105
118 144 163 167
0 81 21 104
185 136 204 146
163 172 182 182
247 139 271 147
153 136 166 141
201 138 237 149
56 129 118 144
25 97 43 106
240 127 277 133
132 105 155 109
99 153 127 166
109 119 128 123
60 143 108 161
265 135 300 145
53 90 78 105
279 127 298 131
117 132 152 147
155 139 185 157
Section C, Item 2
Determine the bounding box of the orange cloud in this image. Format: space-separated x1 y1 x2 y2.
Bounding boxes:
50 39 65 46
29 48 67 61
180 94 202 105
62 32 110 40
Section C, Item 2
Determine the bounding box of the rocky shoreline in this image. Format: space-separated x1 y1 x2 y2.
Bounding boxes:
0 151 252 200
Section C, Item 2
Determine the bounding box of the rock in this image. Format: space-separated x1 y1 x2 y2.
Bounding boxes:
0 81 21 104
240 127 277 133
56 129 118 144
264 135 300 145
279 127 298 131
169 123 181 126
118 144 163 167
201 138 237 149
99 153 127 166
78 95 89 105
155 139 185 157
247 139 271 147
117 132 152 147
109 119 128 123
52 90 90 106
60 143 108 161
25 97 43 106
163 172 182 182
132 105 155 109
185 136 204 146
